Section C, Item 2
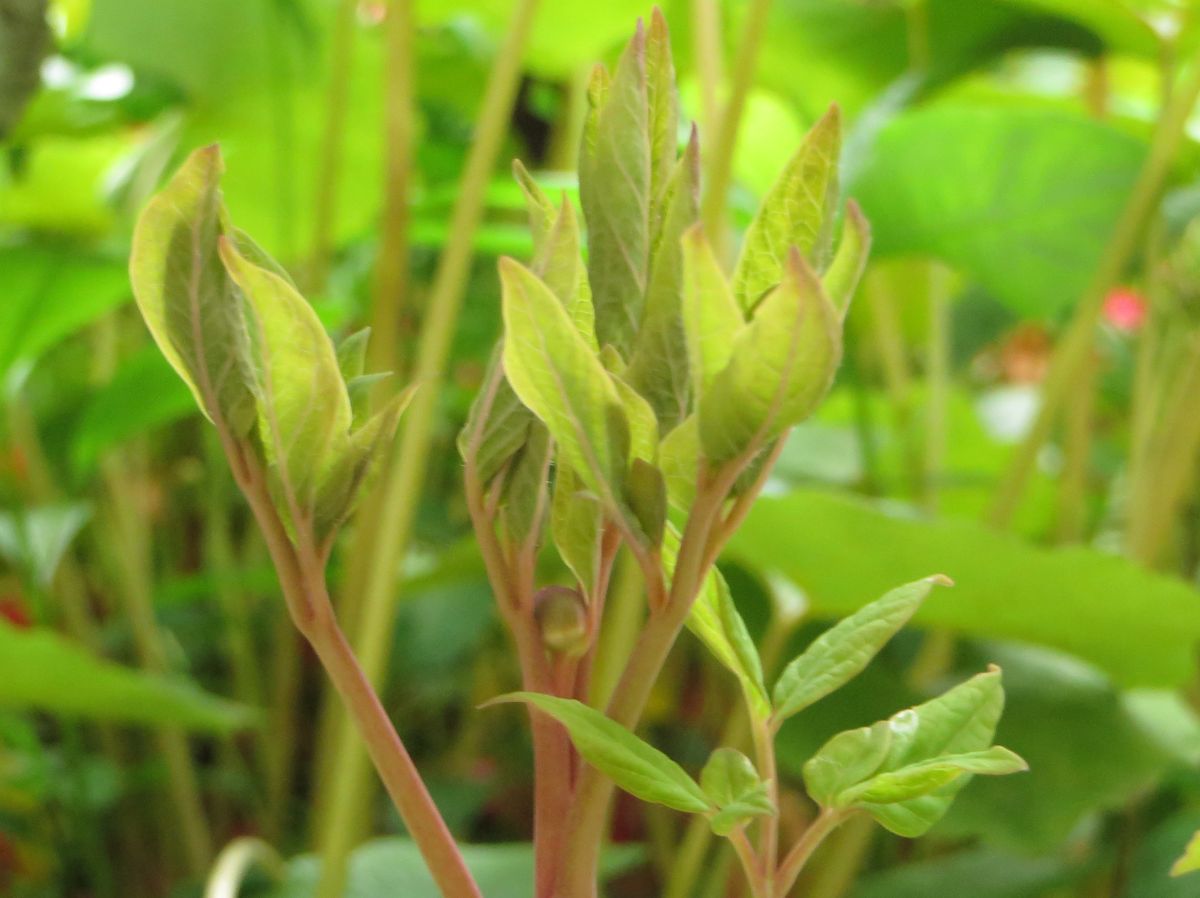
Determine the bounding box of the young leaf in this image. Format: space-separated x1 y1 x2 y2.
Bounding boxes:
535 197 595 348
645 7 679 222
499 257 629 508
700 250 842 464
804 667 1018 837
659 414 700 511
313 385 416 540
579 27 651 354
129 145 256 435
665 527 770 718
1172 828 1200 877
701 748 775 836
336 327 371 381
486 692 712 814
772 576 950 724
839 747 1027 806
219 237 352 516
626 458 667 548
732 106 841 311
628 130 700 430
552 464 604 598
821 201 871 319
513 158 557 247
458 345 536 487
499 423 552 544
680 225 743 396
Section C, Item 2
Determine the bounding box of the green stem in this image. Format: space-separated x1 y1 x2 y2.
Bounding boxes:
701 0 773 258
307 0 359 290
311 2 541 892
229 445 482 898
989 54 1200 529
367 0 416 379
775 809 848 896
691 0 724 135
1054 350 1098 544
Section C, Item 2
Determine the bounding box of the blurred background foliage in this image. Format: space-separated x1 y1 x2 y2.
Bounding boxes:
5 0 1200 896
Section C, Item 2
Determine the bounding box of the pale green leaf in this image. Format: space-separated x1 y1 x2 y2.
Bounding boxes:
628 129 700 429
487 692 712 814
129 145 255 434
0 621 256 733
220 237 352 514
580 29 651 354
842 747 1027 806
313 385 415 539
500 257 628 507
700 251 842 464
680 225 744 396
1172 829 1200 877
803 721 893 808
660 414 701 512
645 7 678 223
499 423 552 544
0 504 90 590
700 747 774 836
336 327 371 381
732 106 841 311
458 345 536 487
773 576 948 723
821 201 870 318
551 464 604 598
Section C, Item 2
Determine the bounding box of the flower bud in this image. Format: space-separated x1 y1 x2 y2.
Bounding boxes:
534 586 590 657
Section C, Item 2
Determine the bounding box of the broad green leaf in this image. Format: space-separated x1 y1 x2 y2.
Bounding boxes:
772 577 947 724
313 385 416 539
852 106 1145 317
129 145 256 434
729 489 1200 687
700 748 774 836
0 621 255 733
805 669 1014 837
700 251 842 464
0 245 129 379
500 257 628 507
732 106 841 312
579 28 651 354
458 346 536 487
628 129 700 430
220 237 352 514
72 347 196 477
660 415 701 511
821 201 870 318
841 747 1027 806
666 528 770 718
1173 829 1200 877
268 837 643 898
852 847 1086 898
680 226 744 396
486 692 712 814
551 465 604 598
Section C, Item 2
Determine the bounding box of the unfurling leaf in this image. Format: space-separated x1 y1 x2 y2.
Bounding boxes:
681 226 743 396
219 237 352 517
701 748 774 836
772 576 949 724
499 423 552 544
700 249 842 464
458 345 536 487
552 464 604 598
486 692 712 814
580 26 651 354
803 667 1024 837
499 257 629 509
129 145 255 435
732 106 841 312
659 414 701 511
628 129 700 430
821 201 871 318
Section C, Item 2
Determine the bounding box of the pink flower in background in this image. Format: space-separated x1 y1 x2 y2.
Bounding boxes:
1103 286 1147 332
